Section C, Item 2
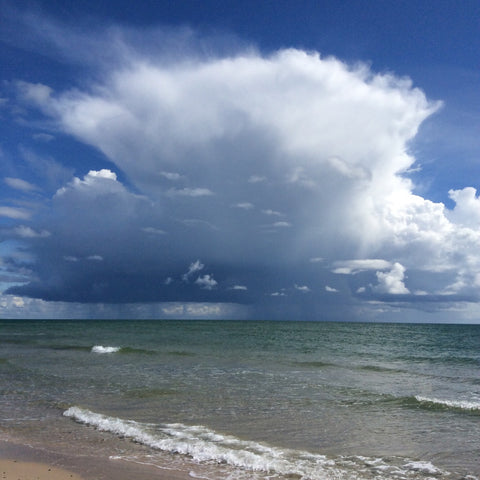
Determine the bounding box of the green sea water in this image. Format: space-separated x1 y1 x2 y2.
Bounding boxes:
1 320 479 479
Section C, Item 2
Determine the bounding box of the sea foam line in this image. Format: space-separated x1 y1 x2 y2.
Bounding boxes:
64 406 334 478
91 345 121 354
414 395 480 412
63 406 452 480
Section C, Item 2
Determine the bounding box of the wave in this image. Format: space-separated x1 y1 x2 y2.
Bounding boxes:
90 345 156 355
63 406 452 480
413 396 480 413
91 345 121 354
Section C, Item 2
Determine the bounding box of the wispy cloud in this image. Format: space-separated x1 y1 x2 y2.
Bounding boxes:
4 177 39 192
0 206 31 219
182 260 204 282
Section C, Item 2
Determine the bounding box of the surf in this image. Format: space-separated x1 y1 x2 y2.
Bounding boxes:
63 406 454 480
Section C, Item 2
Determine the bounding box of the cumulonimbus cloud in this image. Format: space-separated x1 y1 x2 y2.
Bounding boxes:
7 27 480 318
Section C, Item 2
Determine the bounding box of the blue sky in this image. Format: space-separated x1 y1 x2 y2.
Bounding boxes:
1 0 480 321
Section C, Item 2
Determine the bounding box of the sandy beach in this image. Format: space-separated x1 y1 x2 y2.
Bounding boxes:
0 459 83 480
0 439 193 480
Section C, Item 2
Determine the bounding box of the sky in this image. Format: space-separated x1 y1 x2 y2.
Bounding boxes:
1 0 479 321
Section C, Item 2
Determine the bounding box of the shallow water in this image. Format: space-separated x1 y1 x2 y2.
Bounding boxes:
1 320 479 479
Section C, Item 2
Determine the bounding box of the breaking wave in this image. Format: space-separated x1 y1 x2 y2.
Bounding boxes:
91 345 121 354
414 396 480 413
63 406 454 480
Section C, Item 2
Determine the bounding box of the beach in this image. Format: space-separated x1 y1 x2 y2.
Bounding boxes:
0 439 195 480
1 320 479 480
0 459 81 480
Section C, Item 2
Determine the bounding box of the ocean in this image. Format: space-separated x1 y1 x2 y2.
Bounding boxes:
0 320 479 480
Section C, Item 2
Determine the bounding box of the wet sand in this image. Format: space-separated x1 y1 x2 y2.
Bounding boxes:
0 459 83 480
0 440 194 480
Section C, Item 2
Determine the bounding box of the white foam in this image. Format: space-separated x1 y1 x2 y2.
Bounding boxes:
404 461 441 474
415 395 480 411
91 345 120 354
64 406 450 480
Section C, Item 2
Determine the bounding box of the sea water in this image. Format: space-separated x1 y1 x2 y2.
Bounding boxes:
1 320 479 479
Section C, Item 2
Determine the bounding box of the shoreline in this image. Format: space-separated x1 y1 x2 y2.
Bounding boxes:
0 439 194 480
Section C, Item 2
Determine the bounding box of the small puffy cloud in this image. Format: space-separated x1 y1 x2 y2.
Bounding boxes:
16 81 53 105
325 285 339 293
87 255 103 261
231 285 247 290
4 177 38 192
182 260 204 282
195 274 217 290
55 169 119 197
294 284 311 293
12 226 50 238
262 209 283 216
447 187 480 228
0 294 26 309
234 202 254 210
374 262 410 295
272 221 291 228
167 188 214 197
160 171 182 181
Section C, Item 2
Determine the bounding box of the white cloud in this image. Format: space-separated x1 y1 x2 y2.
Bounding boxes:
374 262 410 295
195 274 217 290
160 171 182 181
16 81 53 105
182 260 204 282
4 177 38 192
87 255 103 261
0 293 246 320
0 206 31 219
55 169 120 197
325 286 339 293
332 259 392 275
0 294 26 309
231 285 247 290
294 284 311 293
234 202 254 210
167 188 214 197
12 226 50 238
262 209 283 216
447 187 480 228
12 34 480 314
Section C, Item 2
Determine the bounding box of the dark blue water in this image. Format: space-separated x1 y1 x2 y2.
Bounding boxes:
1 320 479 479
